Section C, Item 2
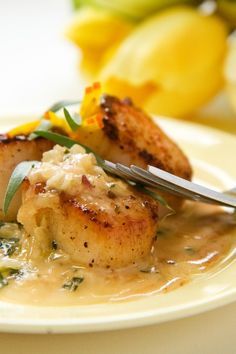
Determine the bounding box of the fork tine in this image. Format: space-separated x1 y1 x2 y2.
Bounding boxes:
116 163 188 196
105 161 236 208
130 165 235 206
117 163 198 200
147 165 236 208
116 163 154 185
116 163 190 197
103 160 128 179
116 163 138 180
130 165 202 200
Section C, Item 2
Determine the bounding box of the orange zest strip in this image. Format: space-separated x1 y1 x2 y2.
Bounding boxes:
93 82 101 90
85 86 93 94
96 113 104 129
44 111 51 120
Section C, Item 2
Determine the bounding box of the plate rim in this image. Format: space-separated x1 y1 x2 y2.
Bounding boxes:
0 115 236 334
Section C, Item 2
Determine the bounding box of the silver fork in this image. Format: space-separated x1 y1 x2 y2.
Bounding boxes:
104 161 236 208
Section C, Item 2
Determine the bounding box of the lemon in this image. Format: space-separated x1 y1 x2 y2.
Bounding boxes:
66 6 133 77
100 7 227 118
73 0 203 20
217 0 236 27
224 33 236 113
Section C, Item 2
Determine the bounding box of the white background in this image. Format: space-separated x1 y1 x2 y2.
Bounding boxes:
0 1 236 353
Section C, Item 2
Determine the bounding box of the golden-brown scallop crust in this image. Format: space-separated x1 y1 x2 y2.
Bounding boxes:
18 181 159 268
100 95 192 180
74 95 192 209
0 136 53 221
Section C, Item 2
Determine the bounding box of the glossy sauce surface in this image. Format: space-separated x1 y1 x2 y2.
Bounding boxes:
0 202 236 306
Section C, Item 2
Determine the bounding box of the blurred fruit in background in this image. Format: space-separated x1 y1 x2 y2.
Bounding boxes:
67 0 236 120
225 33 236 113
217 0 236 27
100 7 227 118
66 7 134 78
72 0 203 20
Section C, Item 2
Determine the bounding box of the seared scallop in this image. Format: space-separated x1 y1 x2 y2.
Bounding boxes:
18 145 159 268
0 135 53 221
75 94 192 208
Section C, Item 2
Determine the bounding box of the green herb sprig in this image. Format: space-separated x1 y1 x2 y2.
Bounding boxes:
0 268 22 289
137 186 172 210
62 276 84 291
0 238 19 256
0 273 8 289
63 108 81 131
28 119 52 140
3 161 38 215
3 97 169 215
3 129 169 214
29 99 82 141
34 130 104 166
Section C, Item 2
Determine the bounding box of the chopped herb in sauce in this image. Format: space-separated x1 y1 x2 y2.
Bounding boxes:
156 229 168 237
0 273 8 288
51 240 58 250
114 205 120 214
107 190 116 199
140 266 158 273
0 268 22 289
9 268 22 278
62 277 84 291
184 246 195 255
0 238 19 256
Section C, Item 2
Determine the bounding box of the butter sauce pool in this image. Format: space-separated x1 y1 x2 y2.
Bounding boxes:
0 202 236 306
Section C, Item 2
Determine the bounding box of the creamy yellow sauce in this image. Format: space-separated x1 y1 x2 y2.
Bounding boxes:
0 202 236 306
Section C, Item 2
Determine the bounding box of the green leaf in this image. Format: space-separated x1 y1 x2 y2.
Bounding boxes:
141 187 170 208
28 119 52 141
28 100 81 140
34 130 78 148
46 100 81 113
132 183 172 210
62 276 84 291
3 161 38 215
0 268 23 290
34 130 104 166
0 273 8 289
0 238 19 256
63 108 81 132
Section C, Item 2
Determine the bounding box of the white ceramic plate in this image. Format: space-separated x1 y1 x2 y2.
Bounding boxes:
0 116 236 334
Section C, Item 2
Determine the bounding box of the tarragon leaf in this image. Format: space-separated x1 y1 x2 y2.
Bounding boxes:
0 238 19 256
3 161 38 215
28 119 52 140
63 108 81 131
34 130 104 166
0 273 8 289
62 277 84 291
